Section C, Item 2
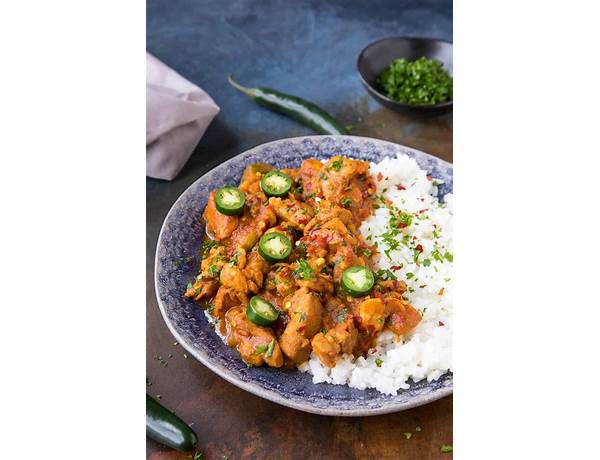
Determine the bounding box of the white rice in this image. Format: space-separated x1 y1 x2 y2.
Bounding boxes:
299 154 453 395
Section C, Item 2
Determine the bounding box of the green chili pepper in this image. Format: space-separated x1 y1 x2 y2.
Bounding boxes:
228 75 347 135
261 170 293 197
341 266 375 297
146 394 198 451
215 186 246 216
258 232 292 263
246 295 279 326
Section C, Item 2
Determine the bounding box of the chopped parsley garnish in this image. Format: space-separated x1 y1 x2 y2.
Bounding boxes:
294 258 314 280
443 251 453 262
229 251 240 266
412 248 422 263
187 282 193 290
330 158 343 171
422 259 431 267
192 452 205 460
403 432 412 440
375 269 397 281
406 272 415 279
398 212 413 227
376 57 452 105
340 197 353 208
297 311 307 322
154 354 169 367
252 343 269 356
362 248 373 257
266 339 275 358
208 265 221 278
415 426 422 432
440 445 453 453
201 239 218 256
375 358 383 367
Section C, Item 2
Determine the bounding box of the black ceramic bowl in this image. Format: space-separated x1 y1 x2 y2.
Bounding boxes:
357 37 453 115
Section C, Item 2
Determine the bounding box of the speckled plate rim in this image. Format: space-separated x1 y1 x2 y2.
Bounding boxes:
155 135 452 416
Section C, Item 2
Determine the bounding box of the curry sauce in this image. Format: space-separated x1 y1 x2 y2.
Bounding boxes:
185 155 422 369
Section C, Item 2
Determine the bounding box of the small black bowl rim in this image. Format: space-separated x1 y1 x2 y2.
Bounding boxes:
356 36 453 109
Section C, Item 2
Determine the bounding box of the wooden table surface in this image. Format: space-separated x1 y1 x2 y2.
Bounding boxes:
147 2 452 458
146 108 452 460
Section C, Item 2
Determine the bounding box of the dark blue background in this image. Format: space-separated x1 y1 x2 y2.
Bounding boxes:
147 0 452 184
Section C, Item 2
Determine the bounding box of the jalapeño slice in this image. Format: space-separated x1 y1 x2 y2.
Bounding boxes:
260 171 293 197
215 186 245 216
246 295 279 326
258 232 292 263
341 266 375 297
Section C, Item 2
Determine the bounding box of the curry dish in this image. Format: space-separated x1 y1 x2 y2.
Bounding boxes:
185 155 422 369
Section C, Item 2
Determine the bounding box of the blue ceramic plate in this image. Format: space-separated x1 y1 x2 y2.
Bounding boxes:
155 136 453 416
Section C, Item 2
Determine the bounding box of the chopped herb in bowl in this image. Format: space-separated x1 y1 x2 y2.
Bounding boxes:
376 57 452 105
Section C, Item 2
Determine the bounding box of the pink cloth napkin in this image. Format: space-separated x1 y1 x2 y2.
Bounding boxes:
146 53 220 180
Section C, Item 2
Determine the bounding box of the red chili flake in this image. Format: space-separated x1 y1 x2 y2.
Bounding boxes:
317 193 324 199
418 208 429 214
438 321 445 327
396 222 408 229
433 224 438 228
298 218 308 225
438 287 445 296
390 265 402 271
377 172 383 182
415 244 424 252
314 236 328 248
426 175 432 181
297 325 306 333
396 184 406 191
353 315 363 327
412 236 417 240
419 284 427 288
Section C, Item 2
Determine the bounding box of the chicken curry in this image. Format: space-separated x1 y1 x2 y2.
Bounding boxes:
185 155 422 369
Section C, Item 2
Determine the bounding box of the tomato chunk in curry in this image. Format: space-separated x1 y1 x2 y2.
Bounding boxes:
185 156 422 369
